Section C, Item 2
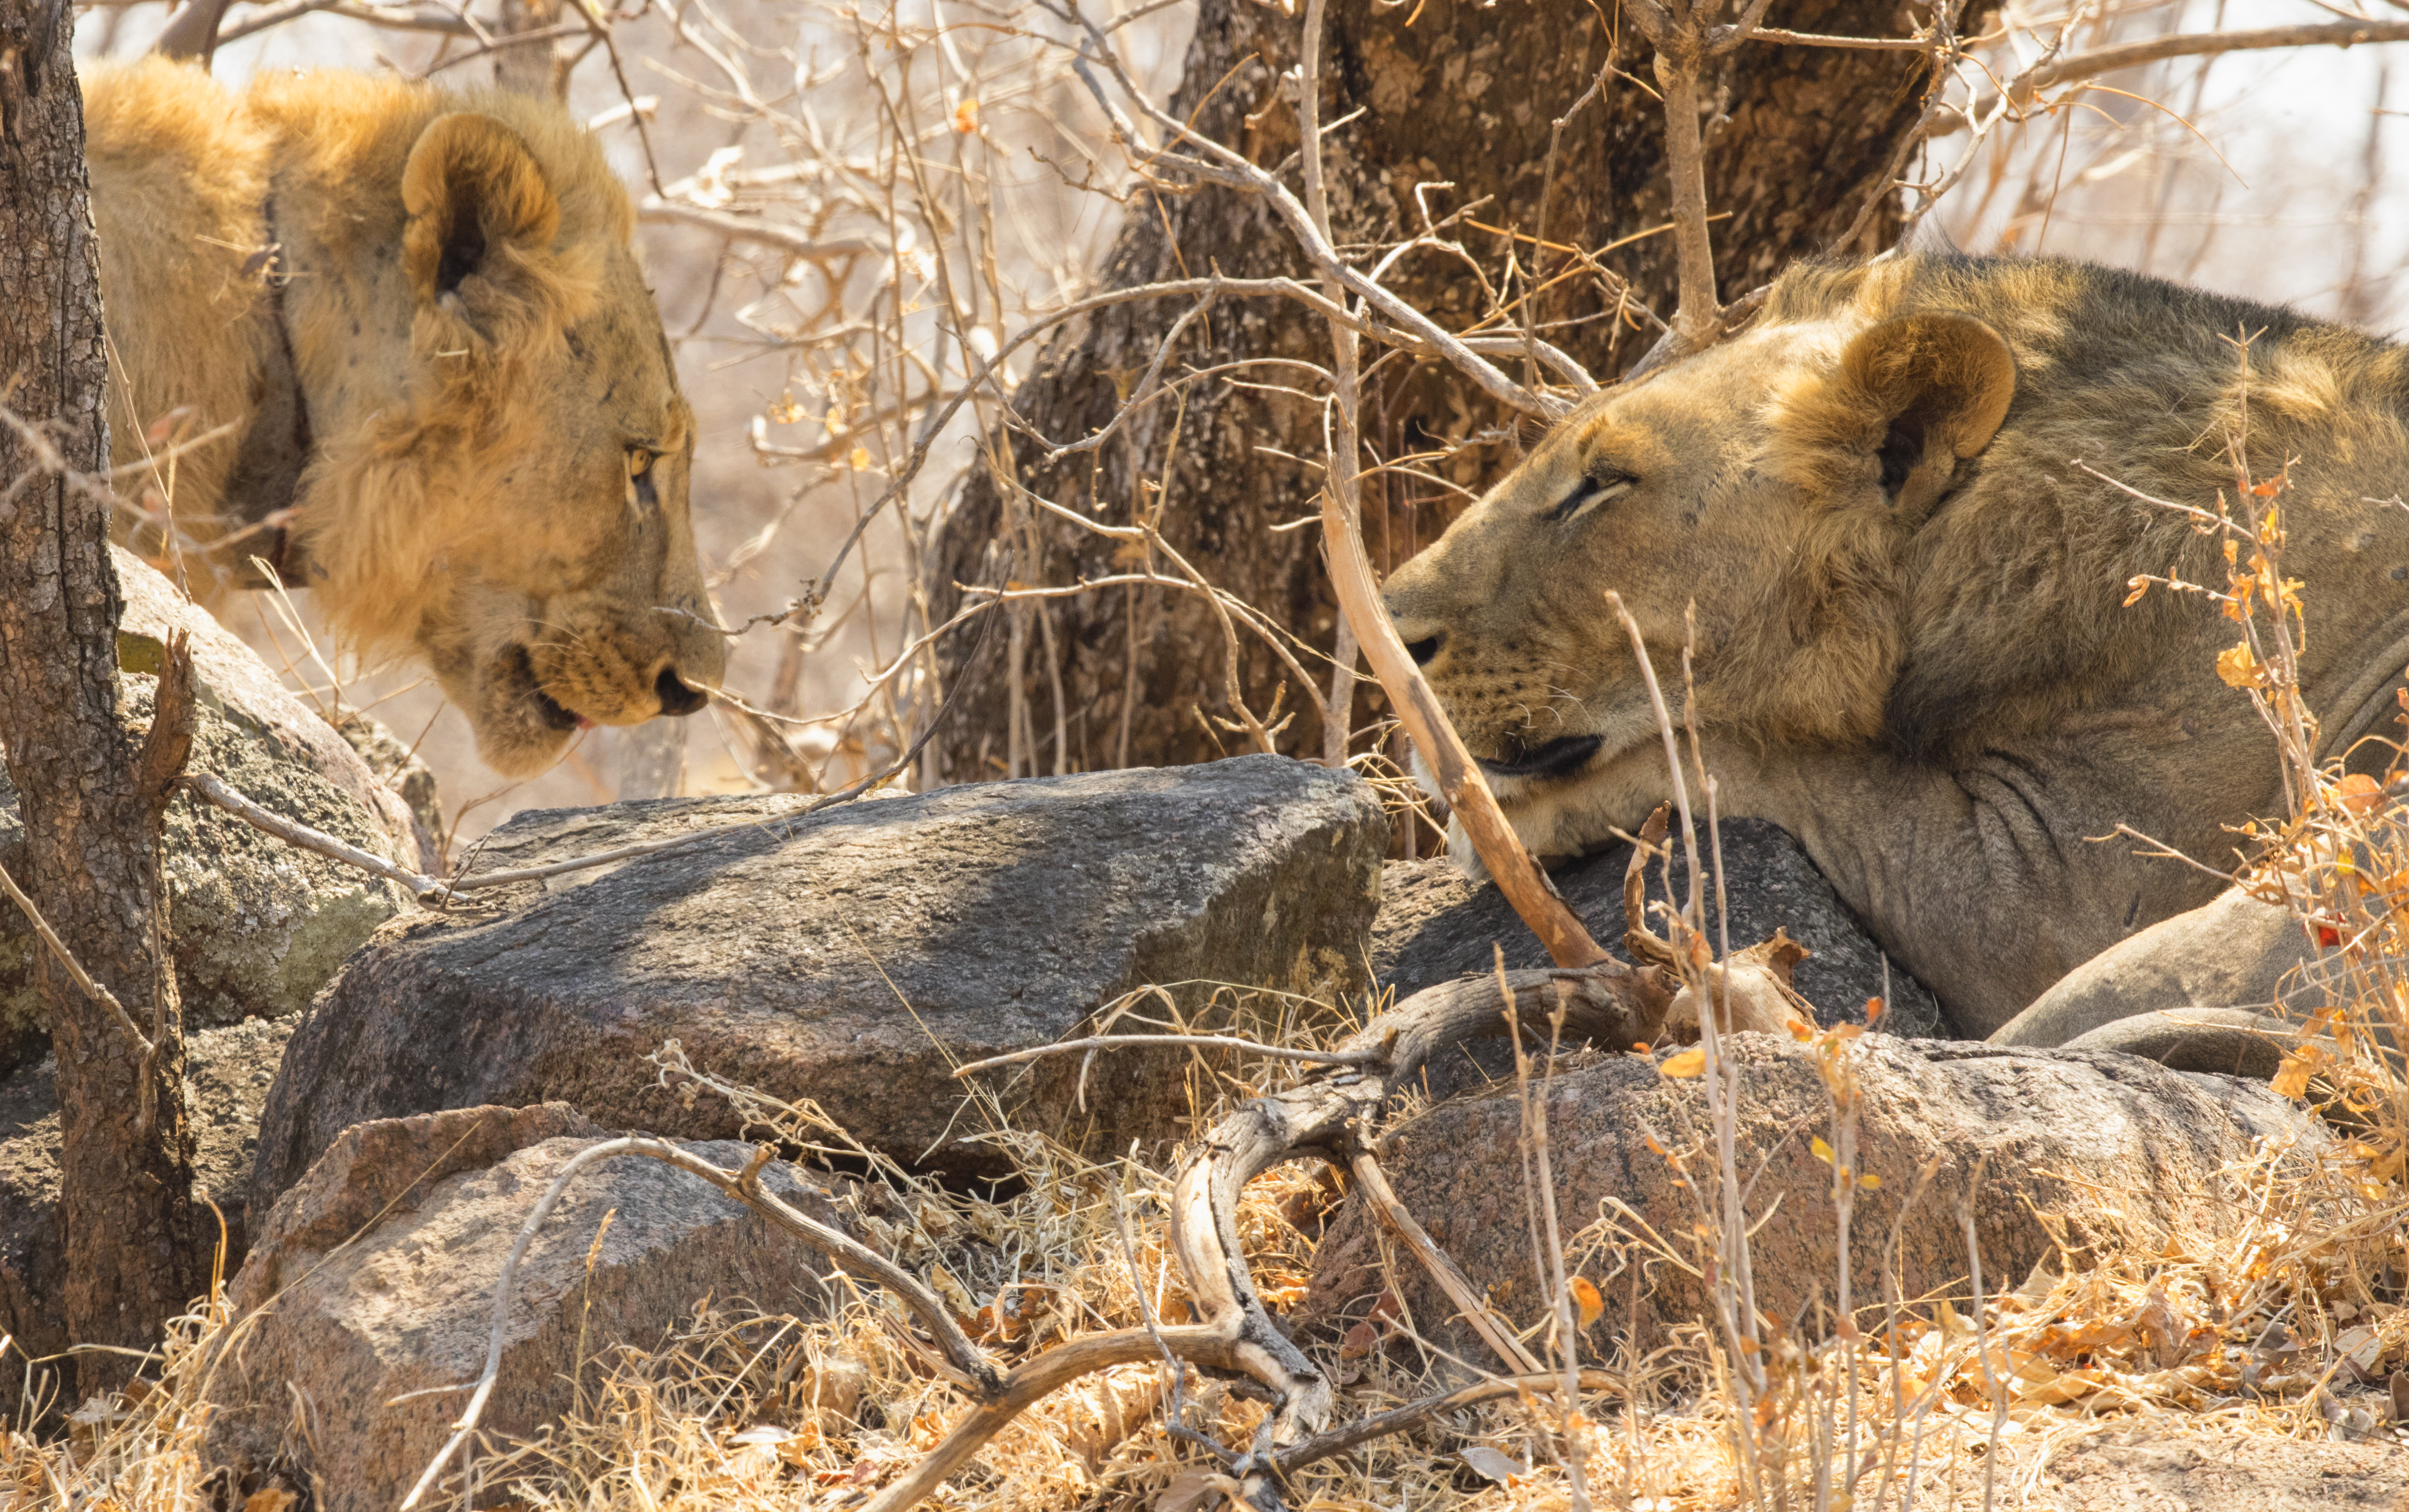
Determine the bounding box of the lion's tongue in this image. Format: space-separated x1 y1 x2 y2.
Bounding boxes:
577 715 595 730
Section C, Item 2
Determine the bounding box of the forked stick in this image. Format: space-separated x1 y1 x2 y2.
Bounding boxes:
1167 963 1670 1508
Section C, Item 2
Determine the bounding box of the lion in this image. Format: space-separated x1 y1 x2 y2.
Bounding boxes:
1384 253 2409 1047
79 58 724 776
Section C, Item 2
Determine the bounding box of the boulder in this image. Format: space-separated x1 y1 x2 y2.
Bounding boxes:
1371 819 1948 1099
330 709 447 850
0 547 431 1077
250 756 1386 1216
1304 1035 2324 1361
0 1016 294 1425
209 1115 845 1511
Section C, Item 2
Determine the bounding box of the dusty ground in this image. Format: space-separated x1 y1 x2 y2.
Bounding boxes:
1941 1420 2409 1511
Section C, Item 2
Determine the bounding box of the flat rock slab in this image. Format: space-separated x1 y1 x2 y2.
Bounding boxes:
252 756 1384 1216
1305 1035 2322 1361
2 547 427 1077
212 1114 844 1512
0 1016 293 1424
1371 819 1949 1099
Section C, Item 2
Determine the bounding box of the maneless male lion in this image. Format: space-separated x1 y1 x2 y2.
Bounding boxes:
1385 253 2409 1045
81 58 724 775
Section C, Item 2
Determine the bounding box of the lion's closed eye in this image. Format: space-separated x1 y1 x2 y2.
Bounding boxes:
1548 468 1635 523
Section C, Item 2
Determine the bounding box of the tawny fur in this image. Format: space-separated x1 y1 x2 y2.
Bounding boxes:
83 59 723 776
1385 253 2409 1035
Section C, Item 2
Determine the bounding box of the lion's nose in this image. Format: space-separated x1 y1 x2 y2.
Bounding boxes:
654 665 708 717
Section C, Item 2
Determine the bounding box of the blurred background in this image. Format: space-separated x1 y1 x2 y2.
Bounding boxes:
76 0 2409 853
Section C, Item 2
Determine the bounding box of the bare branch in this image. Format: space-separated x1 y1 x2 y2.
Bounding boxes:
637 201 883 262
2018 19 2409 96
183 771 444 900
955 1033 1381 1077
152 0 237 61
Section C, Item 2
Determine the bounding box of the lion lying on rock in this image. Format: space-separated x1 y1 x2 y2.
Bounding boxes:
83 59 724 776
1386 253 2409 1058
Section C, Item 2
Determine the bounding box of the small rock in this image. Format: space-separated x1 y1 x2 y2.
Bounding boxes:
1 548 430 1077
1305 1035 2324 1360
250 756 1384 1216
0 1017 294 1425
209 1120 846 1511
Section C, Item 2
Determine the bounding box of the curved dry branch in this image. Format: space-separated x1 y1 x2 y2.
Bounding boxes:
1168 962 1671 1507
860 1323 1256 1512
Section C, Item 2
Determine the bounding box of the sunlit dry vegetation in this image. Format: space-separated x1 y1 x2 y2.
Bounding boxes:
14 0 2409 1506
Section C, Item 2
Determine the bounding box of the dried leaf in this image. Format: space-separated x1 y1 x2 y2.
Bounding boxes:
1659 1048 1706 1078
1459 1446 1526 1483
2335 772 2386 816
1571 1275 1605 1330
2216 641 2260 688
1154 1469 1226 1512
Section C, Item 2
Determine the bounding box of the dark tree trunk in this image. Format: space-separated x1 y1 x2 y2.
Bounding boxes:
932 0 1957 781
0 0 200 1398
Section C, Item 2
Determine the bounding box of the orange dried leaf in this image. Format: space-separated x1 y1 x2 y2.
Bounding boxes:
1571 1275 1605 1330
1659 1048 1706 1079
2216 642 2259 689
2334 773 2385 816
2271 1053 2316 1100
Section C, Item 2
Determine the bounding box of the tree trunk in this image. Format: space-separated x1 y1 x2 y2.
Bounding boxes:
931 0 1960 781
0 0 200 1398
494 0 572 102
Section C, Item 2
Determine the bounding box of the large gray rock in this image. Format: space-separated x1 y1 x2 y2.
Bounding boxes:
0 547 431 1076
250 756 1385 1216
1304 1035 2323 1361
209 1115 843 1512
1372 818 1948 1046
0 1016 294 1425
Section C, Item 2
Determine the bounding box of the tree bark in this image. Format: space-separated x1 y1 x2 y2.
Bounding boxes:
494 0 571 102
0 0 200 1398
931 0 1962 780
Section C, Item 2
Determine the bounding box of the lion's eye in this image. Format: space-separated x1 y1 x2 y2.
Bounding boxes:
1548 468 1635 523
627 447 654 479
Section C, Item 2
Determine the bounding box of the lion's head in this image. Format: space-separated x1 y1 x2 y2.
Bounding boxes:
1384 266 2018 861
255 76 727 776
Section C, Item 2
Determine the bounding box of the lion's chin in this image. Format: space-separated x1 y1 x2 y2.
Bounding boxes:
465 643 585 777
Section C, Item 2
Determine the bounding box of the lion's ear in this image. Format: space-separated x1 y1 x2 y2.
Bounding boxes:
1775 313 2016 525
1832 313 2015 523
400 113 562 311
